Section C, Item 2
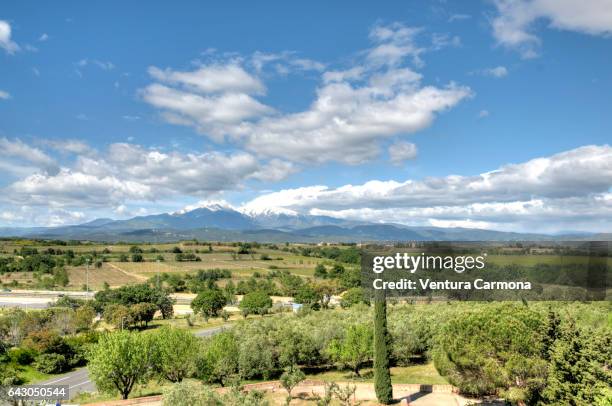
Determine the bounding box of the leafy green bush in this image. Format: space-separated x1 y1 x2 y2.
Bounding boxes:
35 353 68 374
162 380 268 406
9 347 37 365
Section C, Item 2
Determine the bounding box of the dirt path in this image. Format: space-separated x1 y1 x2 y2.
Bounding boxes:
238 381 495 405
107 263 149 282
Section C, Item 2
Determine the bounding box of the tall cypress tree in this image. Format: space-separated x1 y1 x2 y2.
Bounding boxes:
374 295 393 404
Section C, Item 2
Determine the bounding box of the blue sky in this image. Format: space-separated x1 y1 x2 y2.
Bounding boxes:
1 1 611 232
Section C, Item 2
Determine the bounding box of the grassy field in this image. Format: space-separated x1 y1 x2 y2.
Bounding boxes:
15 364 53 383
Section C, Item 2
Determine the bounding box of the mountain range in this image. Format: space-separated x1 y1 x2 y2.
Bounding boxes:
0 203 609 242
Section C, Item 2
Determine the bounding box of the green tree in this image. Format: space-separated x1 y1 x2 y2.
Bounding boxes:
327 323 373 377
239 291 272 317
541 321 612 405
280 365 306 405
374 298 393 404
129 302 157 327
197 332 239 386
294 283 322 310
88 331 157 399
191 288 227 321
314 263 327 278
329 263 345 277
432 304 547 400
103 303 132 329
340 287 369 309
131 253 144 262
153 327 199 382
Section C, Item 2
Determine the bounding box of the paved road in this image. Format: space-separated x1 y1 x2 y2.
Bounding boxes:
37 366 96 396
36 324 230 399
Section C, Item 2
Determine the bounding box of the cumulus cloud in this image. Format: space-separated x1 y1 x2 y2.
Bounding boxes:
389 141 418 165
2 141 295 208
491 0 612 57
148 64 265 94
44 139 93 155
240 77 469 164
142 23 471 164
0 206 86 227
367 23 425 67
141 68 273 140
0 90 10 100
0 20 19 54
0 138 58 174
240 145 612 233
7 170 152 207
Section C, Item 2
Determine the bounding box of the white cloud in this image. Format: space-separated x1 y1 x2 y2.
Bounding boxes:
0 90 10 100
481 66 508 78
7 170 152 207
492 0 612 57
0 206 86 227
0 138 58 174
45 139 93 155
431 33 462 50
240 79 469 164
249 159 297 182
478 109 490 118
141 83 273 140
75 59 115 76
38 33 49 41
148 64 264 94
389 141 418 165
322 67 366 83
367 23 425 67
0 20 19 54
240 145 612 233
142 23 471 164
251 51 325 74
1 141 295 208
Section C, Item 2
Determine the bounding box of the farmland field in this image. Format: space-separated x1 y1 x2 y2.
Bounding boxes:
67 263 145 289
0 239 340 291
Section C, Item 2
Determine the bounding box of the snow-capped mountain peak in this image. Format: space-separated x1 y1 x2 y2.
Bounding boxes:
173 200 236 215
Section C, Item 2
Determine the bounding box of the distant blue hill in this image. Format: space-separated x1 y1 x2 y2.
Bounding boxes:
0 205 608 242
